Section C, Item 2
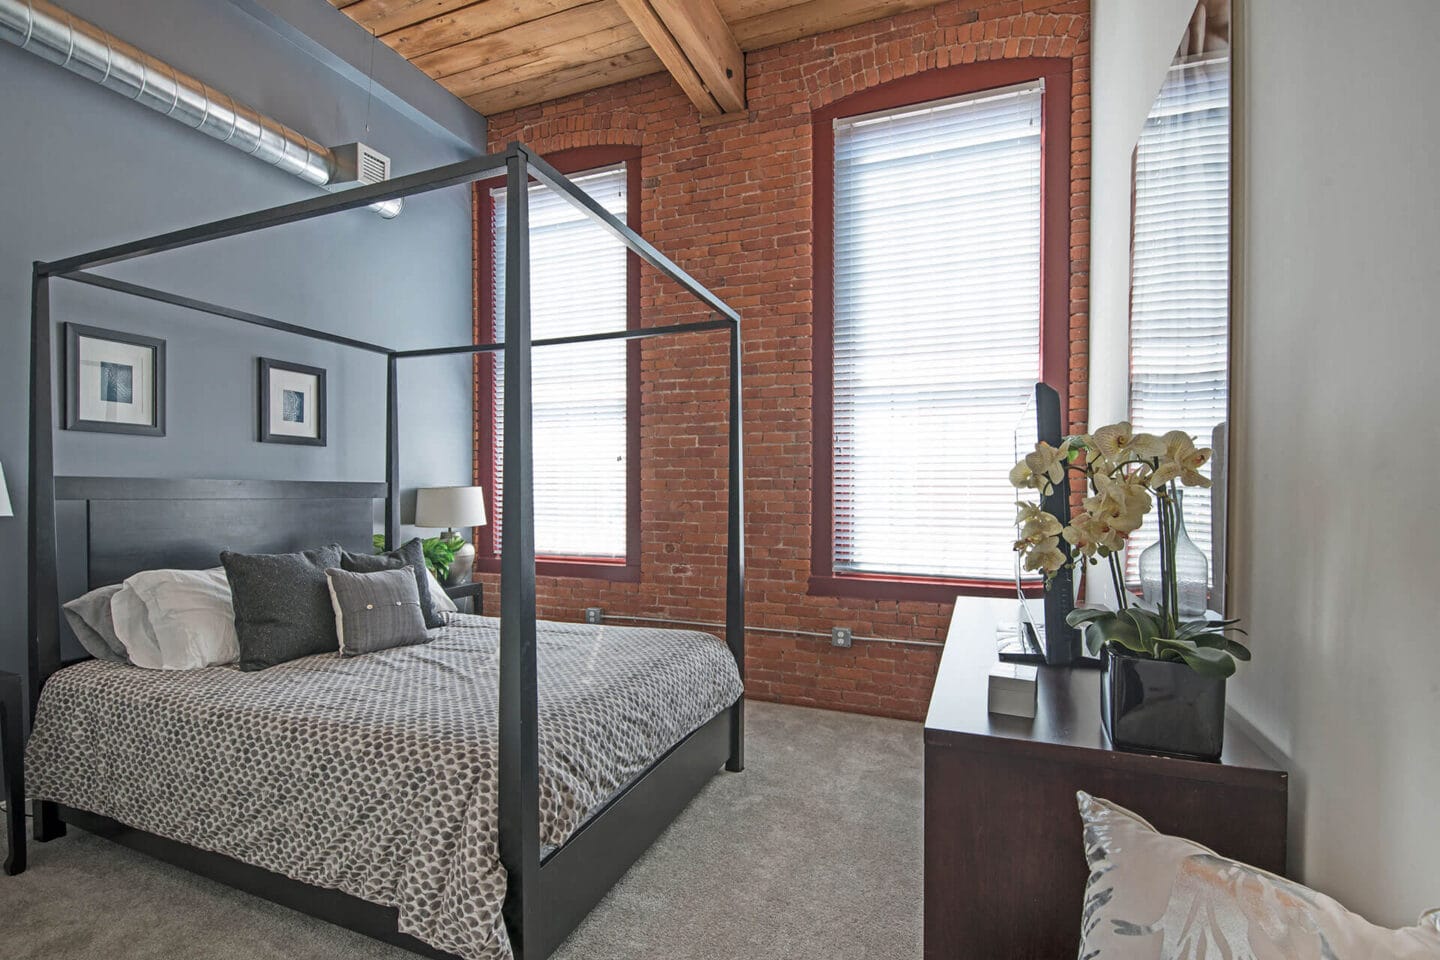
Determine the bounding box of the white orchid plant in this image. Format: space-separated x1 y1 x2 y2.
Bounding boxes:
1009 422 1249 678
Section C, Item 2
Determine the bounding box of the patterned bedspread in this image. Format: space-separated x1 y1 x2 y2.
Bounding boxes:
26 614 743 960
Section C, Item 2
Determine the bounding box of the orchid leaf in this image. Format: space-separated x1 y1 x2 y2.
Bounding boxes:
1175 620 1214 641
1178 645 1238 677
1075 613 1119 656
1099 617 1144 654
1152 637 1237 677
1186 631 1230 650
1066 607 1115 627
1121 607 1161 652
1122 605 1159 635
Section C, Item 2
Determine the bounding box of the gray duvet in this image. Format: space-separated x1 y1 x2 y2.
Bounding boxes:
26 613 743 960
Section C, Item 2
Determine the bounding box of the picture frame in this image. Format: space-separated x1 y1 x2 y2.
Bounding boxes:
64 323 166 436
258 357 327 446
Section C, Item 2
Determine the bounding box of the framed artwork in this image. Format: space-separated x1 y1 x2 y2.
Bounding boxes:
259 358 327 446
65 323 166 436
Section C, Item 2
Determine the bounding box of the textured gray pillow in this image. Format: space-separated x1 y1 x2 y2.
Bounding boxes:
222 545 343 671
62 584 129 663
340 538 441 629
325 567 429 657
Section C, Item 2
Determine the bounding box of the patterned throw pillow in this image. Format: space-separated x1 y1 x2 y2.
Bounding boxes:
1077 791 1440 958
324 567 430 657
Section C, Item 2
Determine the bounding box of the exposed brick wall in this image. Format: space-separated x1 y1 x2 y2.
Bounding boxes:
474 0 1091 722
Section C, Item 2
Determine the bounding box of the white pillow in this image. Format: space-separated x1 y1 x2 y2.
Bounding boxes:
110 583 166 669
427 567 458 614
1077 791 1440 958
111 568 239 670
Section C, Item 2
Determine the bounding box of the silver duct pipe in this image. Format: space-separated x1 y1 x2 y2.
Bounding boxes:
0 0 401 218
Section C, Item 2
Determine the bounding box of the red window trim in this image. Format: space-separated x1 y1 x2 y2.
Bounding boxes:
808 59 1073 605
474 144 643 583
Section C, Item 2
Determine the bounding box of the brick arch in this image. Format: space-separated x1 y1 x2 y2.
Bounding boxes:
488 117 645 157
804 10 1090 113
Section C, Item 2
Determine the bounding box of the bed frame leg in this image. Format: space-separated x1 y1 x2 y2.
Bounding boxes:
725 700 745 772
33 800 65 842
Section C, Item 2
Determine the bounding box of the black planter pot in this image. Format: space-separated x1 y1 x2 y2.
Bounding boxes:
1101 644 1226 761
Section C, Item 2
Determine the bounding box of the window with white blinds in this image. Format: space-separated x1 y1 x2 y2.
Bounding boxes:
489 163 630 560
830 82 1044 582
1126 56 1231 585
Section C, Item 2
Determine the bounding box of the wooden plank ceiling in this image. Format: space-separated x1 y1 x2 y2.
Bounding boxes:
331 0 949 118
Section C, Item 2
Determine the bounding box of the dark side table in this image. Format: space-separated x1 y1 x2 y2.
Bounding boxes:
924 600 1288 959
1 670 24 875
444 581 484 615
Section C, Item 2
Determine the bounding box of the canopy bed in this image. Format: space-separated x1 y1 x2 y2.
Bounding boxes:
22 142 746 960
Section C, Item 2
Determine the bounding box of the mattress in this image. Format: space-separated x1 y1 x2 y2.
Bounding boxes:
26 613 743 960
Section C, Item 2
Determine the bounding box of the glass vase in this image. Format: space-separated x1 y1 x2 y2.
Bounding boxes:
1138 539 1163 608
1137 489 1210 617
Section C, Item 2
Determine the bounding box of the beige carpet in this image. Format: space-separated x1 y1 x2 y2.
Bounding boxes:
0 700 923 960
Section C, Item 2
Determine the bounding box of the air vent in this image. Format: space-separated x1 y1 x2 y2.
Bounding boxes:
330 141 391 186
358 146 389 184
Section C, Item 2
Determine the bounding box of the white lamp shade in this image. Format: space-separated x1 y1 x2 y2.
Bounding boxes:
415 485 487 529
0 462 11 519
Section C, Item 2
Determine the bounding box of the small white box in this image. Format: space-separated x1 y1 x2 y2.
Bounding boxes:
987 661 1039 718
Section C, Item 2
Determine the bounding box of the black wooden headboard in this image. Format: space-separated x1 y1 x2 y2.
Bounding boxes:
54 476 386 595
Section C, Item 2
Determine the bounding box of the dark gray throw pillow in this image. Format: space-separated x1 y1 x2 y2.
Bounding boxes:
222 545 343 671
340 538 441 629
62 583 129 663
324 567 430 657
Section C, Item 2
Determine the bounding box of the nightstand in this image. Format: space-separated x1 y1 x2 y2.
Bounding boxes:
1 670 24 876
444 581 484 615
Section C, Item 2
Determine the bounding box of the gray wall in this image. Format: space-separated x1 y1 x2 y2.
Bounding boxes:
0 0 481 686
1227 0 1440 927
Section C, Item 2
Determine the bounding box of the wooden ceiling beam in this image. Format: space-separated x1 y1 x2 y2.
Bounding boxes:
616 0 746 116
615 0 721 115
651 0 746 112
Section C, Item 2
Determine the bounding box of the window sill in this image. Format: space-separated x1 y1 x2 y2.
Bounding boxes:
807 573 1042 604
476 556 640 583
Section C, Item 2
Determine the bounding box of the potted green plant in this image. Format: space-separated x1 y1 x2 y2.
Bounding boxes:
1009 422 1249 760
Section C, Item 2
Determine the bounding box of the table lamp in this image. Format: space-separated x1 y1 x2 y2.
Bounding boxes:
415 485 486 585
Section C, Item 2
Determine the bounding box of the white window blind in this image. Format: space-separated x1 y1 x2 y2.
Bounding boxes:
490 163 629 559
831 82 1044 582
1127 56 1230 585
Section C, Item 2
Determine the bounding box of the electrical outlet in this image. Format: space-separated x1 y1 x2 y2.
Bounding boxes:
831 626 853 648
585 607 604 625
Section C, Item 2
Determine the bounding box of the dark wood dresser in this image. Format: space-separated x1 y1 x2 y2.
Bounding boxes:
924 601 1288 959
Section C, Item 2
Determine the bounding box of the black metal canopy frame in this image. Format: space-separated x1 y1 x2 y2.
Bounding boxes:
25 141 746 960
